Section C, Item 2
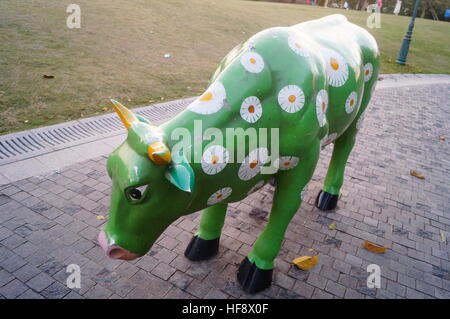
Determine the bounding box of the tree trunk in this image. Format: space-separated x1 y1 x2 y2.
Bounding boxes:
421 1 427 18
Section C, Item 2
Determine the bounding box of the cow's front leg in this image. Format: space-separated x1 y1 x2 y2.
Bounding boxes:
316 126 357 210
237 143 320 293
185 203 227 261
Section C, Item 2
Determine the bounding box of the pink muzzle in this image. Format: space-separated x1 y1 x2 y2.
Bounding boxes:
98 230 139 261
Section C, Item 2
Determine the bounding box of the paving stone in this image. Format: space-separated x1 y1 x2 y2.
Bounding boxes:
344 287 365 299
386 281 406 297
325 281 346 298
84 284 113 299
1 234 27 249
165 286 194 299
306 273 328 290
168 271 193 290
107 277 136 297
186 279 213 298
17 289 45 299
312 288 334 299
293 280 315 298
0 269 14 287
0 279 28 298
1 254 27 272
40 281 71 299
204 288 228 299
26 272 55 292
63 291 84 299
13 264 41 282
152 262 177 281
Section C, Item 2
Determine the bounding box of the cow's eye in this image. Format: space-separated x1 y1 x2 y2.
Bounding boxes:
127 185 148 202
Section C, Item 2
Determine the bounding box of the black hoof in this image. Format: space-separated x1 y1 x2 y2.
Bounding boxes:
184 235 219 261
237 257 273 294
315 190 339 211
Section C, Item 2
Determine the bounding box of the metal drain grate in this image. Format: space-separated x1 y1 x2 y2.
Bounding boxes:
0 97 196 166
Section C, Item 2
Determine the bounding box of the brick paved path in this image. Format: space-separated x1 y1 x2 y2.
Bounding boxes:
0 82 449 299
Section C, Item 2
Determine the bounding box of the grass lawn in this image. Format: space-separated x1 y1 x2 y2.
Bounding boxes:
1 0 449 134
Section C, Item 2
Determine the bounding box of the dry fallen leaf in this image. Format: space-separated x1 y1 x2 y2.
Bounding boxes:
363 240 388 254
307 248 314 252
96 215 105 220
292 255 319 270
101 107 108 111
43 74 55 79
439 136 445 141
410 170 425 179
328 222 337 230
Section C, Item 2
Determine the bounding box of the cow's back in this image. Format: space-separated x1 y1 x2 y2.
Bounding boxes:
163 15 379 208
207 14 379 152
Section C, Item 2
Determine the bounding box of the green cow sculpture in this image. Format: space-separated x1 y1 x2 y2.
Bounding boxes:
99 14 380 293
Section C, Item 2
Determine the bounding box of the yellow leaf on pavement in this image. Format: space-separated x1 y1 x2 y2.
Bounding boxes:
97 215 105 220
328 222 337 230
292 255 319 270
363 240 388 254
410 170 425 179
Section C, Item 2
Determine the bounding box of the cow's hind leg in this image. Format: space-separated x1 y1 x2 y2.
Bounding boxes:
185 203 227 261
237 143 320 293
316 127 357 210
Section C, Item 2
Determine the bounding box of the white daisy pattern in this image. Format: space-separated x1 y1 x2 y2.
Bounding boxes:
345 91 358 114
238 148 269 181
321 133 338 148
315 89 328 127
247 180 265 195
201 145 229 175
240 96 262 123
300 182 309 201
276 156 299 171
278 85 305 113
188 82 226 115
288 36 309 57
207 187 232 206
363 63 373 82
240 52 264 73
323 49 349 87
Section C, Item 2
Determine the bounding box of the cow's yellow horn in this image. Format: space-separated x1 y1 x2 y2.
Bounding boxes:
148 141 172 166
110 99 138 129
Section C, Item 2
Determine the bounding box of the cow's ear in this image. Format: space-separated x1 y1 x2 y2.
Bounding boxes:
164 151 195 193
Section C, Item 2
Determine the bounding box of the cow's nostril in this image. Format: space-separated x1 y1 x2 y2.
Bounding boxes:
108 247 125 259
